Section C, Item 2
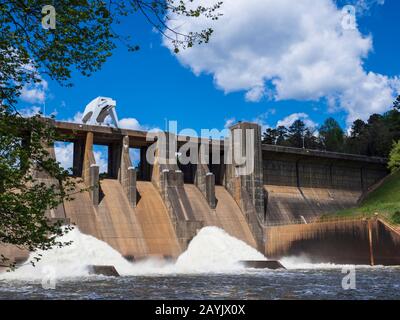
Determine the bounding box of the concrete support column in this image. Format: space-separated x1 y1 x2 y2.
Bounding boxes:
140 146 151 181
30 126 67 219
159 168 184 217
119 136 137 208
195 162 216 209
83 132 94 185
228 122 265 221
89 164 100 206
80 131 101 206
226 122 265 251
127 167 137 208
205 172 216 209
108 142 122 179
151 132 179 189
73 139 84 177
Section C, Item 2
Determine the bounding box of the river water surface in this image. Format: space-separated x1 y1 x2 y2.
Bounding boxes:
0 268 399 300
0 227 399 300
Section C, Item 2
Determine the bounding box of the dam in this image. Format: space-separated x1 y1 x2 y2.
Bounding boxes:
3 105 399 267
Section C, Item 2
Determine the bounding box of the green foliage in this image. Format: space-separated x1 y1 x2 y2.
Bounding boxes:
262 120 321 150
0 110 78 268
262 127 288 146
394 95 400 111
392 211 400 225
287 120 306 148
388 140 400 173
319 117 344 152
262 107 400 158
1 1 222 106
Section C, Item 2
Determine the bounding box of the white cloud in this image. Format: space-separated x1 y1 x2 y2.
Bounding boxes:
55 139 107 175
55 141 108 174
119 118 144 130
245 86 265 102
20 79 48 104
224 118 236 129
129 149 140 167
252 109 277 132
19 105 42 117
54 142 73 172
340 0 385 15
164 0 399 125
93 150 108 174
55 142 110 174
276 113 317 129
63 111 83 124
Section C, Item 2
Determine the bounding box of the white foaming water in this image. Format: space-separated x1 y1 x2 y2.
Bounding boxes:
280 256 375 270
0 226 267 280
0 228 135 280
174 227 266 273
96 227 267 275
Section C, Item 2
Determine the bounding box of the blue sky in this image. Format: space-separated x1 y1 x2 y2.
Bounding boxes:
19 0 400 143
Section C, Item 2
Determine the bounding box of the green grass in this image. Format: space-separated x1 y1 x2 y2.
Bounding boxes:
330 170 400 225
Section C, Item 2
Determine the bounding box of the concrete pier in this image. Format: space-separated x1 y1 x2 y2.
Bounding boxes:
119 136 137 207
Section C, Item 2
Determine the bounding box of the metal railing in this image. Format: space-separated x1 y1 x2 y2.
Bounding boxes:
264 214 373 227
378 217 400 235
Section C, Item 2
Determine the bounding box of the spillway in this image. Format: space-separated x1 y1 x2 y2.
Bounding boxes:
64 179 181 260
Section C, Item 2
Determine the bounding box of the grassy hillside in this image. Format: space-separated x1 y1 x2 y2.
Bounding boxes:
332 170 400 224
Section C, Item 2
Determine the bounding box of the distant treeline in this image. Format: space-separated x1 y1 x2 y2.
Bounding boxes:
262 96 400 158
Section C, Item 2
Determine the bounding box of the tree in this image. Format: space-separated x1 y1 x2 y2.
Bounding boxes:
365 114 392 157
388 141 400 173
0 0 220 267
0 113 76 268
349 119 366 139
276 126 289 146
394 95 400 111
262 126 289 146
386 109 400 143
344 119 366 154
319 117 344 152
262 128 278 145
304 128 321 150
287 120 306 148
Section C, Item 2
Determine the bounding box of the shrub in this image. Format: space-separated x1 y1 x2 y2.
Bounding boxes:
388 141 400 173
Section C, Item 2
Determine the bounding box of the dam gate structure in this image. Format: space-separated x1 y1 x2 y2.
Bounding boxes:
3 107 400 266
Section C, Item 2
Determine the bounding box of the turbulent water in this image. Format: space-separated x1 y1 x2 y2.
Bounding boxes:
0 227 266 280
0 227 399 300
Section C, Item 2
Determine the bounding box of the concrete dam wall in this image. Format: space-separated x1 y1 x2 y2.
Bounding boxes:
262 145 388 224
49 125 258 260
2 119 397 267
